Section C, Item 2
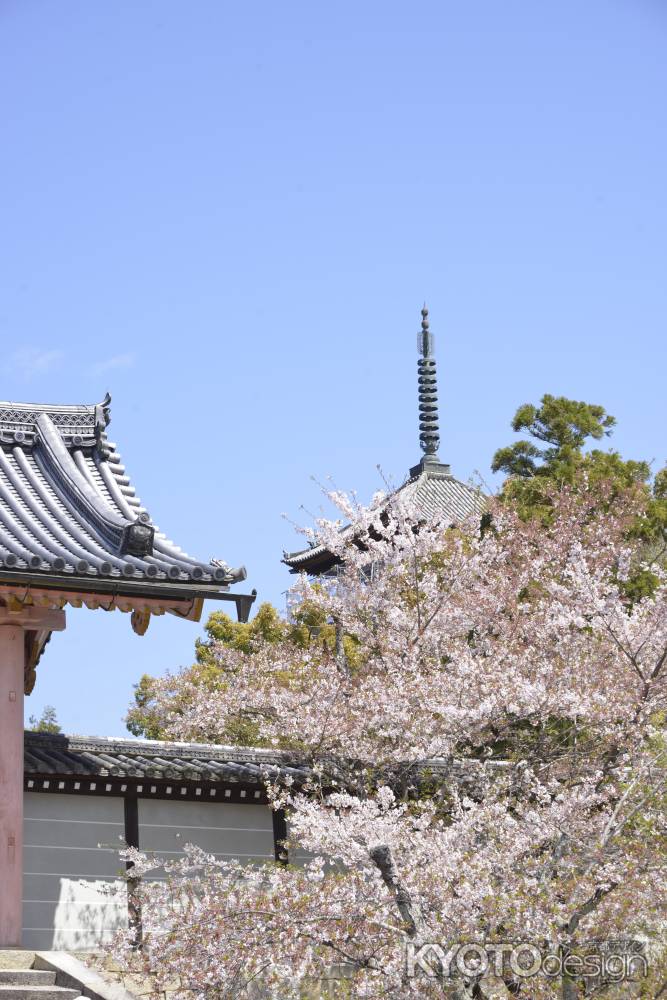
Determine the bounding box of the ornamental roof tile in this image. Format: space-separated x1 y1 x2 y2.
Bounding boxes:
0 394 245 591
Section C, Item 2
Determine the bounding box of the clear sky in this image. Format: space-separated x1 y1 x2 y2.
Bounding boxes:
2 1 665 736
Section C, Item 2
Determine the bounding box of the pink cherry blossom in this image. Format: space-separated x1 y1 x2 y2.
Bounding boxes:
111 481 667 998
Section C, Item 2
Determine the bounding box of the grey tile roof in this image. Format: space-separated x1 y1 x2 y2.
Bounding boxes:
23 733 503 803
283 459 486 573
24 731 310 785
407 463 486 521
0 395 245 590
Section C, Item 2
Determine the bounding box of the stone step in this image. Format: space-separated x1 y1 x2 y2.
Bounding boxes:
0 989 81 1000
0 957 35 973
0 976 56 987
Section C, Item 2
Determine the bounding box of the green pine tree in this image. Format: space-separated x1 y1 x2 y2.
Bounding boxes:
28 705 62 734
492 394 667 600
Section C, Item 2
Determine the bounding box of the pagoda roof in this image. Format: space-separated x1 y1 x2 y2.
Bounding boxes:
0 394 245 594
283 458 485 574
283 307 486 575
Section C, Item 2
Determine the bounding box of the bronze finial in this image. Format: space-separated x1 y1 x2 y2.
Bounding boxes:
417 304 440 459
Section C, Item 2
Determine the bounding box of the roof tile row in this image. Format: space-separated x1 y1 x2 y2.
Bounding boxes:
24 732 310 785
0 397 244 588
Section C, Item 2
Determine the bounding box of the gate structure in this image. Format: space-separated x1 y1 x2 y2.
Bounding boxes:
0 394 255 945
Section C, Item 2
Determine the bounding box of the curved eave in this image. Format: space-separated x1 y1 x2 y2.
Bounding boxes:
0 566 233 602
283 467 487 576
283 545 340 575
0 396 245 589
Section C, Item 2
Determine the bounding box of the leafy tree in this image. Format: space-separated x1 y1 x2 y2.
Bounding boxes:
126 600 352 741
27 705 61 734
129 396 666 739
114 484 667 998
492 395 667 600
492 393 652 503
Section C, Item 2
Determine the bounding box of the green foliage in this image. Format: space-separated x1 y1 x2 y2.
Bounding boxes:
632 466 667 546
194 600 325 664
493 394 665 533
493 395 667 608
125 674 166 740
126 600 353 741
620 568 662 605
28 705 61 734
493 396 616 475
492 394 649 490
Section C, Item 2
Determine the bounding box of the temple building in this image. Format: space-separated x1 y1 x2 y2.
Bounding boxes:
283 306 485 575
22 731 304 951
0 308 484 953
0 394 256 948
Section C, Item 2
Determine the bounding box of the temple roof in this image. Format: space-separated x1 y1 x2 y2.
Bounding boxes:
24 730 309 786
0 394 245 592
23 731 493 793
283 458 484 574
283 307 486 575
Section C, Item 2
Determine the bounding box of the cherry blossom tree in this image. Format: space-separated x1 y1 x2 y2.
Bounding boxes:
114 480 667 999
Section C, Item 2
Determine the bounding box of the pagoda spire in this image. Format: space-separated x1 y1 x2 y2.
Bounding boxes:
417 304 440 460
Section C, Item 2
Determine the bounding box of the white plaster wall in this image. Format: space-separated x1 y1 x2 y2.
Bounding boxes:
22 792 276 950
138 797 274 869
22 792 128 951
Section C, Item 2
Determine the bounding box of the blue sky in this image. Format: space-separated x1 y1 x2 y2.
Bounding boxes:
2 1 665 736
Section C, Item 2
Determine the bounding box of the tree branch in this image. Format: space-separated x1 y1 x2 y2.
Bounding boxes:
368 843 424 940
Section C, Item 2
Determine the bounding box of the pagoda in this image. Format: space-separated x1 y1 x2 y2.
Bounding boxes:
0 394 255 946
283 306 486 575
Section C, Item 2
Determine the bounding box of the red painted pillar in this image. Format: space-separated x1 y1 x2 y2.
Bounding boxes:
0 623 25 947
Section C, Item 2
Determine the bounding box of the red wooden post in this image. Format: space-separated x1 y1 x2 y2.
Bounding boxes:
0 623 26 946
0 607 65 946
